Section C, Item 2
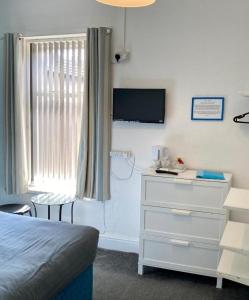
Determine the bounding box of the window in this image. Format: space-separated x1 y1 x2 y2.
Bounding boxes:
28 36 85 193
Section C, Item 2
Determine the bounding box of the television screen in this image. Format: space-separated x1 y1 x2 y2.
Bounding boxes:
113 88 166 123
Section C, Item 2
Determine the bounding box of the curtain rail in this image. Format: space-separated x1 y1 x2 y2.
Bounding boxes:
24 33 86 40
0 33 86 41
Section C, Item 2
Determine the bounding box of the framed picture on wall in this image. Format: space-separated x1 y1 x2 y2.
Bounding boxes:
191 97 224 121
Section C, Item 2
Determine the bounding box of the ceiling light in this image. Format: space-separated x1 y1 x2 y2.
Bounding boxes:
96 0 156 8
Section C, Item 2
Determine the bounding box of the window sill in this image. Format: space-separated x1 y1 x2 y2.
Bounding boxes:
28 183 76 196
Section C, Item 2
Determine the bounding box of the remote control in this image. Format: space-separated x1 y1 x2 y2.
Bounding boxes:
156 169 178 176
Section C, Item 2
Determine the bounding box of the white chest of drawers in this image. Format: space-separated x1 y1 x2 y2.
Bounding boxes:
138 169 232 286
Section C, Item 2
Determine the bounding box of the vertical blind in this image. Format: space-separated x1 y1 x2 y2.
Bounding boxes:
30 38 85 191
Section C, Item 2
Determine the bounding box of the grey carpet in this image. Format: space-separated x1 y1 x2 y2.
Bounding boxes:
93 249 249 300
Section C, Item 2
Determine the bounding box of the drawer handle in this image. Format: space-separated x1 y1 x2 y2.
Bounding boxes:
171 209 192 216
174 178 193 185
170 239 190 247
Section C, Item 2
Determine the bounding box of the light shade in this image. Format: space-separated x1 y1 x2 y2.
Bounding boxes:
96 0 156 8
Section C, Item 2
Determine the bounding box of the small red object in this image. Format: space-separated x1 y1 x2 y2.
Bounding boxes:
177 158 184 165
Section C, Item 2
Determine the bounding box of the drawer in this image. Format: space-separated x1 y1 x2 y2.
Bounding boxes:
141 206 225 243
141 237 219 272
142 176 228 213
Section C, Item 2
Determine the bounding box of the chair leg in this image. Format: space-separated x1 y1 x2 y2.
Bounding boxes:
29 210 32 217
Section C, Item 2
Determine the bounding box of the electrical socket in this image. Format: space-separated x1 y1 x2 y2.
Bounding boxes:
113 49 130 64
110 150 132 159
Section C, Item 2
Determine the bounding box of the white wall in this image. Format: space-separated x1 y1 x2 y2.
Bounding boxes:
1 0 249 252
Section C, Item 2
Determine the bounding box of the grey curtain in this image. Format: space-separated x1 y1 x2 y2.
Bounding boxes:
76 27 112 201
4 33 31 194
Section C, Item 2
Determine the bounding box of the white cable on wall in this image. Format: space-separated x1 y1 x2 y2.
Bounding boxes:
111 155 136 181
126 157 145 173
123 8 127 49
101 200 107 234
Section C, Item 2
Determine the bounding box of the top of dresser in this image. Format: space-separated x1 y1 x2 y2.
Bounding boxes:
143 169 232 184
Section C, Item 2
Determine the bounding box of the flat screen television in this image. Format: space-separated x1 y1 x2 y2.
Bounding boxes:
113 88 166 123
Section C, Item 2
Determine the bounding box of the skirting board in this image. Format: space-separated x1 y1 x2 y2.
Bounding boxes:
98 233 139 254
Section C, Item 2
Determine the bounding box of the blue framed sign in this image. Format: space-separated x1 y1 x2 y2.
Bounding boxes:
191 97 224 121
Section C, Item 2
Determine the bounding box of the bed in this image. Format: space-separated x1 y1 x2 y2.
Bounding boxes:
0 212 99 300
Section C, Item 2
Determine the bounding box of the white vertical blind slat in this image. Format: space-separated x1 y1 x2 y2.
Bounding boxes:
59 41 65 180
54 42 60 179
38 43 44 179
31 43 38 179
71 41 76 179
43 42 48 179
65 41 70 179
48 42 54 178
77 40 83 153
